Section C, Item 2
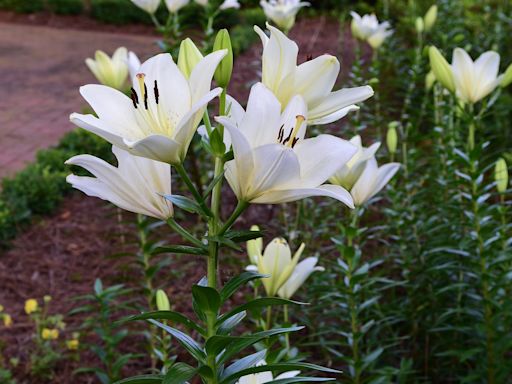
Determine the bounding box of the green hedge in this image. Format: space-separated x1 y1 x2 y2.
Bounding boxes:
0 129 111 247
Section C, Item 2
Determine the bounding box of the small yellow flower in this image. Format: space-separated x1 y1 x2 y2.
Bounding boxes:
43 295 52 303
0 304 4 312
42 328 59 340
25 299 38 315
3 314 12 327
66 339 79 350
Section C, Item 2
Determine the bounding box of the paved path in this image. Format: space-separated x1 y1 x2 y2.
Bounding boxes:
0 22 157 178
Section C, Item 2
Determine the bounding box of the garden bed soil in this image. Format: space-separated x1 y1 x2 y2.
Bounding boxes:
0 15 362 383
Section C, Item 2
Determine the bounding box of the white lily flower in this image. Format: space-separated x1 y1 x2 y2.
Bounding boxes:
260 0 309 32
277 257 324 299
131 0 160 14
194 0 208 5
127 51 142 80
350 12 393 49
85 47 129 91
257 238 305 297
236 361 300 384
220 0 240 10
451 48 504 104
255 24 374 125
215 83 357 206
65 146 173 220
71 51 227 165
350 157 400 206
330 135 380 190
165 0 189 13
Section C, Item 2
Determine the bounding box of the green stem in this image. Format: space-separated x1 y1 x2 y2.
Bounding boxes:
218 200 249 236
174 162 212 217
284 305 290 352
167 218 204 247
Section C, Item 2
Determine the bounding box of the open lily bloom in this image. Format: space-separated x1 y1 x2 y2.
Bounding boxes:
451 48 503 104
277 256 324 299
255 24 374 125
350 12 393 49
330 135 380 190
236 361 299 384
71 51 226 165
66 146 173 220
85 47 129 91
215 83 357 206
260 0 310 32
131 0 160 14
165 0 189 13
350 157 400 206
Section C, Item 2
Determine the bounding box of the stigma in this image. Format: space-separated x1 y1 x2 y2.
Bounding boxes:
131 73 160 110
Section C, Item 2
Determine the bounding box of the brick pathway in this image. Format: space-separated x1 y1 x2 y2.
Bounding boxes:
0 22 157 178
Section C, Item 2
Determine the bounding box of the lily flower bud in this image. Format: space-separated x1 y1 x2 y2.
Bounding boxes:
246 225 263 265
424 5 437 31
177 38 203 79
386 122 399 155
213 29 234 88
415 17 424 33
429 46 455 93
425 70 436 90
495 158 509 194
156 289 171 311
501 63 512 88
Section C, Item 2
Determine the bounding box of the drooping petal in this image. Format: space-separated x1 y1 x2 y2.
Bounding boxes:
452 48 475 103
293 134 357 187
78 84 141 139
278 257 323 299
253 184 354 207
124 134 183 164
370 162 401 199
308 85 374 124
70 113 128 149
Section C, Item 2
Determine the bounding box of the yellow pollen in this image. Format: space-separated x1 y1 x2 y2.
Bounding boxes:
286 115 306 148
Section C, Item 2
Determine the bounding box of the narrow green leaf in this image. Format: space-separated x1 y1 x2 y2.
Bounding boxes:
162 194 202 214
217 298 305 326
221 350 267 380
192 285 221 317
148 319 206 363
220 272 269 303
163 363 197 384
114 374 164 384
154 245 208 256
118 310 205 335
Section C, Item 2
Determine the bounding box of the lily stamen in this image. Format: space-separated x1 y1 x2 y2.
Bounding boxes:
284 115 305 148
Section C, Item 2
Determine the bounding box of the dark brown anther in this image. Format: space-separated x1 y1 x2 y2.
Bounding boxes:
154 80 159 104
306 54 313 61
292 137 299 148
130 87 139 108
143 83 149 110
282 126 293 146
277 125 285 142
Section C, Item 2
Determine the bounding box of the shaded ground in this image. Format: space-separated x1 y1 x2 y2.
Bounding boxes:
0 14 352 383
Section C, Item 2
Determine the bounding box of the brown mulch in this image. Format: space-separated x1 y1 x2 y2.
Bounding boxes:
0 14 359 383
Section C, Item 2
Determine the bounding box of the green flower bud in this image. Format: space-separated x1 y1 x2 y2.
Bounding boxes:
429 46 455 93
177 38 203 79
156 289 171 311
424 5 437 31
425 70 436 90
386 122 399 154
415 17 424 33
501 63 512 88
213 29 233 88
495 158 508 194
